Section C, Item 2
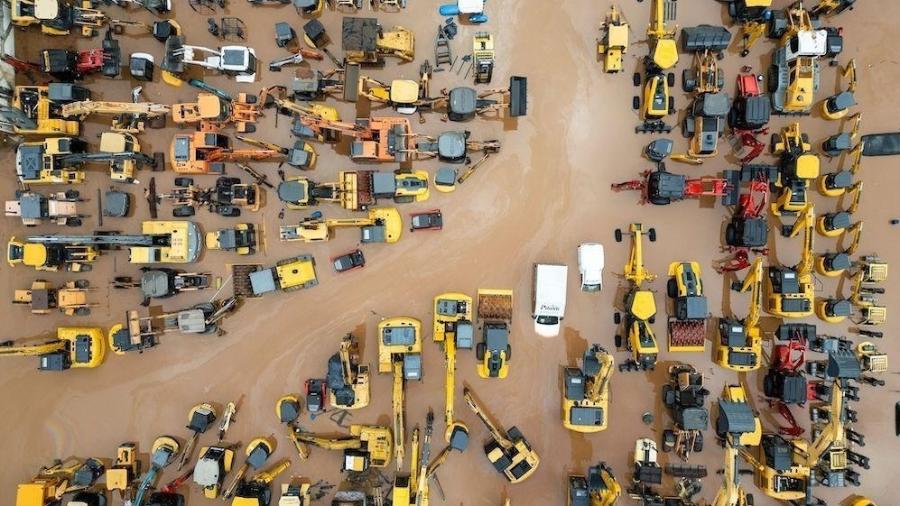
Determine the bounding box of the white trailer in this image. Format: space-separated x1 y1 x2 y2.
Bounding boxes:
532 263 568 337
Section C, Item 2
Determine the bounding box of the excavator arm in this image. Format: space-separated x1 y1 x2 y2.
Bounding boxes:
587 350 613 402
339 335 356 385
61 100 170 119
463 388 511 449
712 441 745 506
393 360 406 469
844 221 863 256
739 257 764 329
785 204 815 277
295 434 363 450
444 330 457 430
0 340 66 357
806 381 844 466
846 181 863 214
624 225 656 286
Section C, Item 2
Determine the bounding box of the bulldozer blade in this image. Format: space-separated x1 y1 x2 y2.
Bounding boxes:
508 76 527 117
342 63 360 102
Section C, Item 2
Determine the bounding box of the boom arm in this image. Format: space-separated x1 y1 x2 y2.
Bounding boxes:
444 331 457 430
0 340 66 357
393 360 406 468
587 349 613 402
26 233 168 247
463 388 511 449
712 441 744 506
340 335 356 385
295 434 362 450
739 257 764 329
786 204 815 277
61 101 170 118
624 226 655 286
806 381 845 466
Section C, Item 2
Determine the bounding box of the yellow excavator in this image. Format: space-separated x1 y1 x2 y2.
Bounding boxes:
819 140 863 198
378 316 423 470
279 207 403 244
222 438 276 500
328 333 371 410
817 182 862 238
636 0 678 133
766 204 815 318
464 387 539 483
849 259 887 326
716 257 763 372
739 434 811 502
60 100 170 134
295 425 393 472
614 224 659 370
6 84 87 136
712 384 761 506
432 293 473 453
15 459 86 506
771 123 820 216
821 59 857 120
392 412 434 506
567 461 621 506
816 220 863 277
803 380 869 487
231 460 291 506
562 344 613 432
0 326 106 371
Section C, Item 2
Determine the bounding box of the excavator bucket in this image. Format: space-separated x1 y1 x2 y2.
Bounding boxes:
508 76 527 118
681 25 732 53
342 63 360 102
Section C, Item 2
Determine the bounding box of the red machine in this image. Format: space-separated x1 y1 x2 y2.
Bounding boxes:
611 168 733 206
730 74 770 164
764 324 816 410
717 172 770 273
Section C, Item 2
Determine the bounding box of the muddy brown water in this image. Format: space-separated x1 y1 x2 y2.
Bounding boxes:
2 1 899 505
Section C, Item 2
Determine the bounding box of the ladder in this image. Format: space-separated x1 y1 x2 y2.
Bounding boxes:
435 26 452 68
664 0 677 23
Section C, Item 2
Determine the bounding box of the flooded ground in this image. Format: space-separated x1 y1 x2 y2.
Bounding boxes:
1 0 899 504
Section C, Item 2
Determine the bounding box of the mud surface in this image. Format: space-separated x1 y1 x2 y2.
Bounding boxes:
2 1 900 505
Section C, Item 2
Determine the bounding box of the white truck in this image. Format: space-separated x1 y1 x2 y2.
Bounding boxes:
577 243 605 292
532 263 568 337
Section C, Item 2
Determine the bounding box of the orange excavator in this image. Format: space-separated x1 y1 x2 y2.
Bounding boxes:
169 132 312 174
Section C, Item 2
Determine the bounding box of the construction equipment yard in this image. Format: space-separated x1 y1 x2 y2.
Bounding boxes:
1 1 899 505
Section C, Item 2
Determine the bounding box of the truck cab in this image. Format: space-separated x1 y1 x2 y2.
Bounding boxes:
532 263 568 337
577 243 604 292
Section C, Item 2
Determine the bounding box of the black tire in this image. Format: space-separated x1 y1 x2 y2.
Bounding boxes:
244 94 257 104
725 223 738 246
66 218 83 227
614 312 621 325
614 334 622 348
648 228 657 242
682 117 691 139
632 96 640 110
614 228 623 242
662 385 675 406
173 205 195 217
770 133 780 154
682 69 695 93
746 494 754 506
716 69 725 90
767 65 779 93
633 72 641 87
763 372 777 398
174 177 193 188
476 342 486 360
667 278 678 299
648 194 670 206
801 133 810 144
506 345 512 360
693 432 704 452
64 190 80 200
649 315 656 324
149 115 166 129
668 97 675 114
74 279 90 289
667 72 675 87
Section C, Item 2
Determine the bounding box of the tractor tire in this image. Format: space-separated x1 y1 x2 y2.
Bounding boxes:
725 223 738 246
667 72 675 87
173 205 195 217
506 345 512 360
801 133 810 144
668 97 675 114
649 315 656 324
682 69 696 93
633 72 641 87
663 385 675 407
614 228 623 242
174 177 193 188
649 194 670 206
693 432 704 452
75 307 91 316
746 494 754 506
667 278 678 299
149 115 166 129
242 124 257 134
615 334 623 348
476 342 486 360
74 279 90 289
662 429 676 452
614 312 621 325
767 65 779 93
717 69 726 90
682 117 692 138
648 228 657 242
633 96 640 110
763 371 777 398
64 190 80 200
66 218 83 227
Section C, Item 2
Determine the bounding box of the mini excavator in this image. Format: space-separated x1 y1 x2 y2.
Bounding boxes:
635 0 678 133
766 204 816 318
378 316 423 469
567 461 621 506
562 344 613 433
818 140 863 198
327 333 371 410
0 326 106 370
295 425 393 472
463 387 539 484
717 257 763 372
821 59 857 120
817 183 862 238
279 207 403 244
15 458 99 506
230 460 291 506
613 224 659 371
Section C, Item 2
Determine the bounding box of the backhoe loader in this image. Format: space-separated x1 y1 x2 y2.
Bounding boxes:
5 190 85 227
463 387 539 483
378 316 423 469
17 133 163 184
341 17 414 64
717 257 763 372
712 385 761 506
14 279 94 316
15 458 92 506
279 207 403 244
766 204 816 318
613 224 659 371
170 132 303 174
8 220 202 270
821 59 857 120
771 123 819 216
155 176 262 218
60 99 170 134
562 344 613 433
433 293 473 446
295 425 393 471
11 0 120 37
635 0 678 133
327 333 371 410
278 170 428 211
597 5 628 73
0 326 105 371
171 92 261 133
567 461 621 506
4 84 89 136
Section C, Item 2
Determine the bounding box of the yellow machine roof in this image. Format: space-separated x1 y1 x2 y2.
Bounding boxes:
197 94 224 118
100 132 130 153
390 80 420 104
16 483 50 506
276 259 317 288
608 25 628 48
796 154 820 179
23 244 47 267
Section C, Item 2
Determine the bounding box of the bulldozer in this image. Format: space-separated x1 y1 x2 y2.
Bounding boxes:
8 220 202 271
0 326 106 371
60 99 170 134
634 0 678 133
279 207 403 244
613 224 659 371
567 462 621 506
716 257 764 372
597 5 628 73
770 123 819 216
327 333 371 410
206 224 257 255
3 84 89 136
295 425 393 472
378 316 423 468
171 92 261 133
766 204 816 318
562 344 613 433
5 190 84 227
464 387 539 483
230 255 318 297
342 17 414 64
13 279 94 316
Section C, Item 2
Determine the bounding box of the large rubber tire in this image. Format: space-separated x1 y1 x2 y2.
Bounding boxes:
173 205 195 217
506 345 512 360
767 65 779 93
633 72 641 87
633 96 640 110
667 278 678 299
682 69 696 93
64 190 80 200
614 335 623 348
649 315 656 324
662 429 675 452
668 97 675 114
667 72 675 87
476 342 486 360
174 177 193 188
648 228 657 242
725 223 738 246
74 279 90 289
614 312 621 325
614 228 623 242
693 432 704 452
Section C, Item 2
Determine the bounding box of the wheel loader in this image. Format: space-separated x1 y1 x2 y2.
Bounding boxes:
770 123 819 216
14 279 94 316
634 0 678 133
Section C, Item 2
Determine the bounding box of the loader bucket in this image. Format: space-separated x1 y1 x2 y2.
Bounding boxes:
861 133 900 156
161 35 185 74
508 76 527 117
342 63 360 102
680 25 732 53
